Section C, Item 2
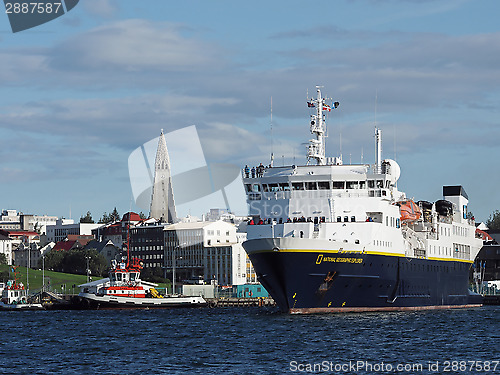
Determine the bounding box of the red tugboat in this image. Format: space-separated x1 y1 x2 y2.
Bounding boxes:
78 229 206 309
78 257 206 309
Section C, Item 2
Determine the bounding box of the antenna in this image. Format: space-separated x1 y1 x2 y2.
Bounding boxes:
393 123 397 161
270 96 274 167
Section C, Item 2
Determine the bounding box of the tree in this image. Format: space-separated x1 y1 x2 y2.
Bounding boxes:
141 266 168 283
98 212 110 224
80 211 95 223
110 207 120 222
38 248 109 277
486 210 500 230
99 207 120 224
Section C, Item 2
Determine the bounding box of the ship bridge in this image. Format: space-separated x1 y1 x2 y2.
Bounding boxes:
242 160 404 224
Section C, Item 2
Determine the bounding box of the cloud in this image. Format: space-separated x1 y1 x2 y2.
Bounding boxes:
49 19 225 74
82 0 120 18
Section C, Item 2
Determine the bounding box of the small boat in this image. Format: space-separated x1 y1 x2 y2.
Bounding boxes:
0 268 44 311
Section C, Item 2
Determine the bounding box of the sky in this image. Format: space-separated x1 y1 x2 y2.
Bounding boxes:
1 0 500 222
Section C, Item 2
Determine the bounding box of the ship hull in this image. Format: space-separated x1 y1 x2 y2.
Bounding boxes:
0 302 44 311
77 293 206 309
244 238 482 314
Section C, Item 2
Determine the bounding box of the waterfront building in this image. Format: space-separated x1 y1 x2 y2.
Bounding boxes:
129 220 259 287
46 219 102 243
129 221 167 270
149 130 177 223
472 229 500 282
164 220 249 286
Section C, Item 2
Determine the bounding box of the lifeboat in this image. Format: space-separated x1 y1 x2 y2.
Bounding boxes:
435 199 453 216
396 200 421 222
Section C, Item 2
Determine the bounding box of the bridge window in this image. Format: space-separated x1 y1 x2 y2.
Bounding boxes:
368 180 375 188
251 184 261 192
346 181 359 189
268 183 279 192
306 182 317 190
332 181 344 189
318 181 330 190
292 182 305 190
279 183 290 191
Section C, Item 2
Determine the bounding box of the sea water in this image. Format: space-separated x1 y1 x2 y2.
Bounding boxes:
0 306 498 374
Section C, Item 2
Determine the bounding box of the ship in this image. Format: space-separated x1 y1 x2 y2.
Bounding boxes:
0 267 44 311
242 86 483 314
77 229 206 309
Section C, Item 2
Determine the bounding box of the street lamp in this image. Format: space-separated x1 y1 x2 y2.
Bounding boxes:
172 243 185 295
85 256 91 283
42 254 45 292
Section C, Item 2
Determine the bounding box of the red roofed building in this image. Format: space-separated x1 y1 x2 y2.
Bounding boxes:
52 240 82 252
92 212 145 247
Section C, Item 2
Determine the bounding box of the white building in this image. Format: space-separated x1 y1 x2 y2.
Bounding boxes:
46 219 102 243
163 220 255 286
0 210 20 230
0 234 13 265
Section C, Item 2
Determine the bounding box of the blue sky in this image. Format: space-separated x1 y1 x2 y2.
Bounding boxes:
1 0 500 222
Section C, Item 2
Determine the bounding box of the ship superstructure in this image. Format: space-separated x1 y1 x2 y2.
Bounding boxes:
242 86 482 313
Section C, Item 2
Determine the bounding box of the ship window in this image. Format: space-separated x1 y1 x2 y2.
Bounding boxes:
351 216 356 222
245 184 252 193
346 181 359 189
251 184 261 192
262 184 270 192
344 216 349 222
130 273 136 281
279 183 290 191
110 273 116 282
376 180 383 188
396 219 400 228
300 231 304 238
292 182 305 190
272 183 281 192
359 181 366 189
318 181 330 190
306 182 317 190
337 216 341 222
332 181 344 189
116 273 122 281
368 180 375 188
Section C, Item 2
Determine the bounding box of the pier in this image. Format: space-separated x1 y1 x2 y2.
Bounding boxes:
207 297 276 308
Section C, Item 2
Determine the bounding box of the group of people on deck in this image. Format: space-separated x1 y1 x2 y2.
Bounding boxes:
244 163 265 178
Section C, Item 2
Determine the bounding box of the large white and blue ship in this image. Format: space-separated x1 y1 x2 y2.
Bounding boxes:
242 86 483 314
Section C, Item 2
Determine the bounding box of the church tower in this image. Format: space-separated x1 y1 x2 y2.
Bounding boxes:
149 129 177 223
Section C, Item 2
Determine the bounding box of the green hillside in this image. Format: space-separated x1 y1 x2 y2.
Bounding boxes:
0 265 170 294
0 265 100 294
